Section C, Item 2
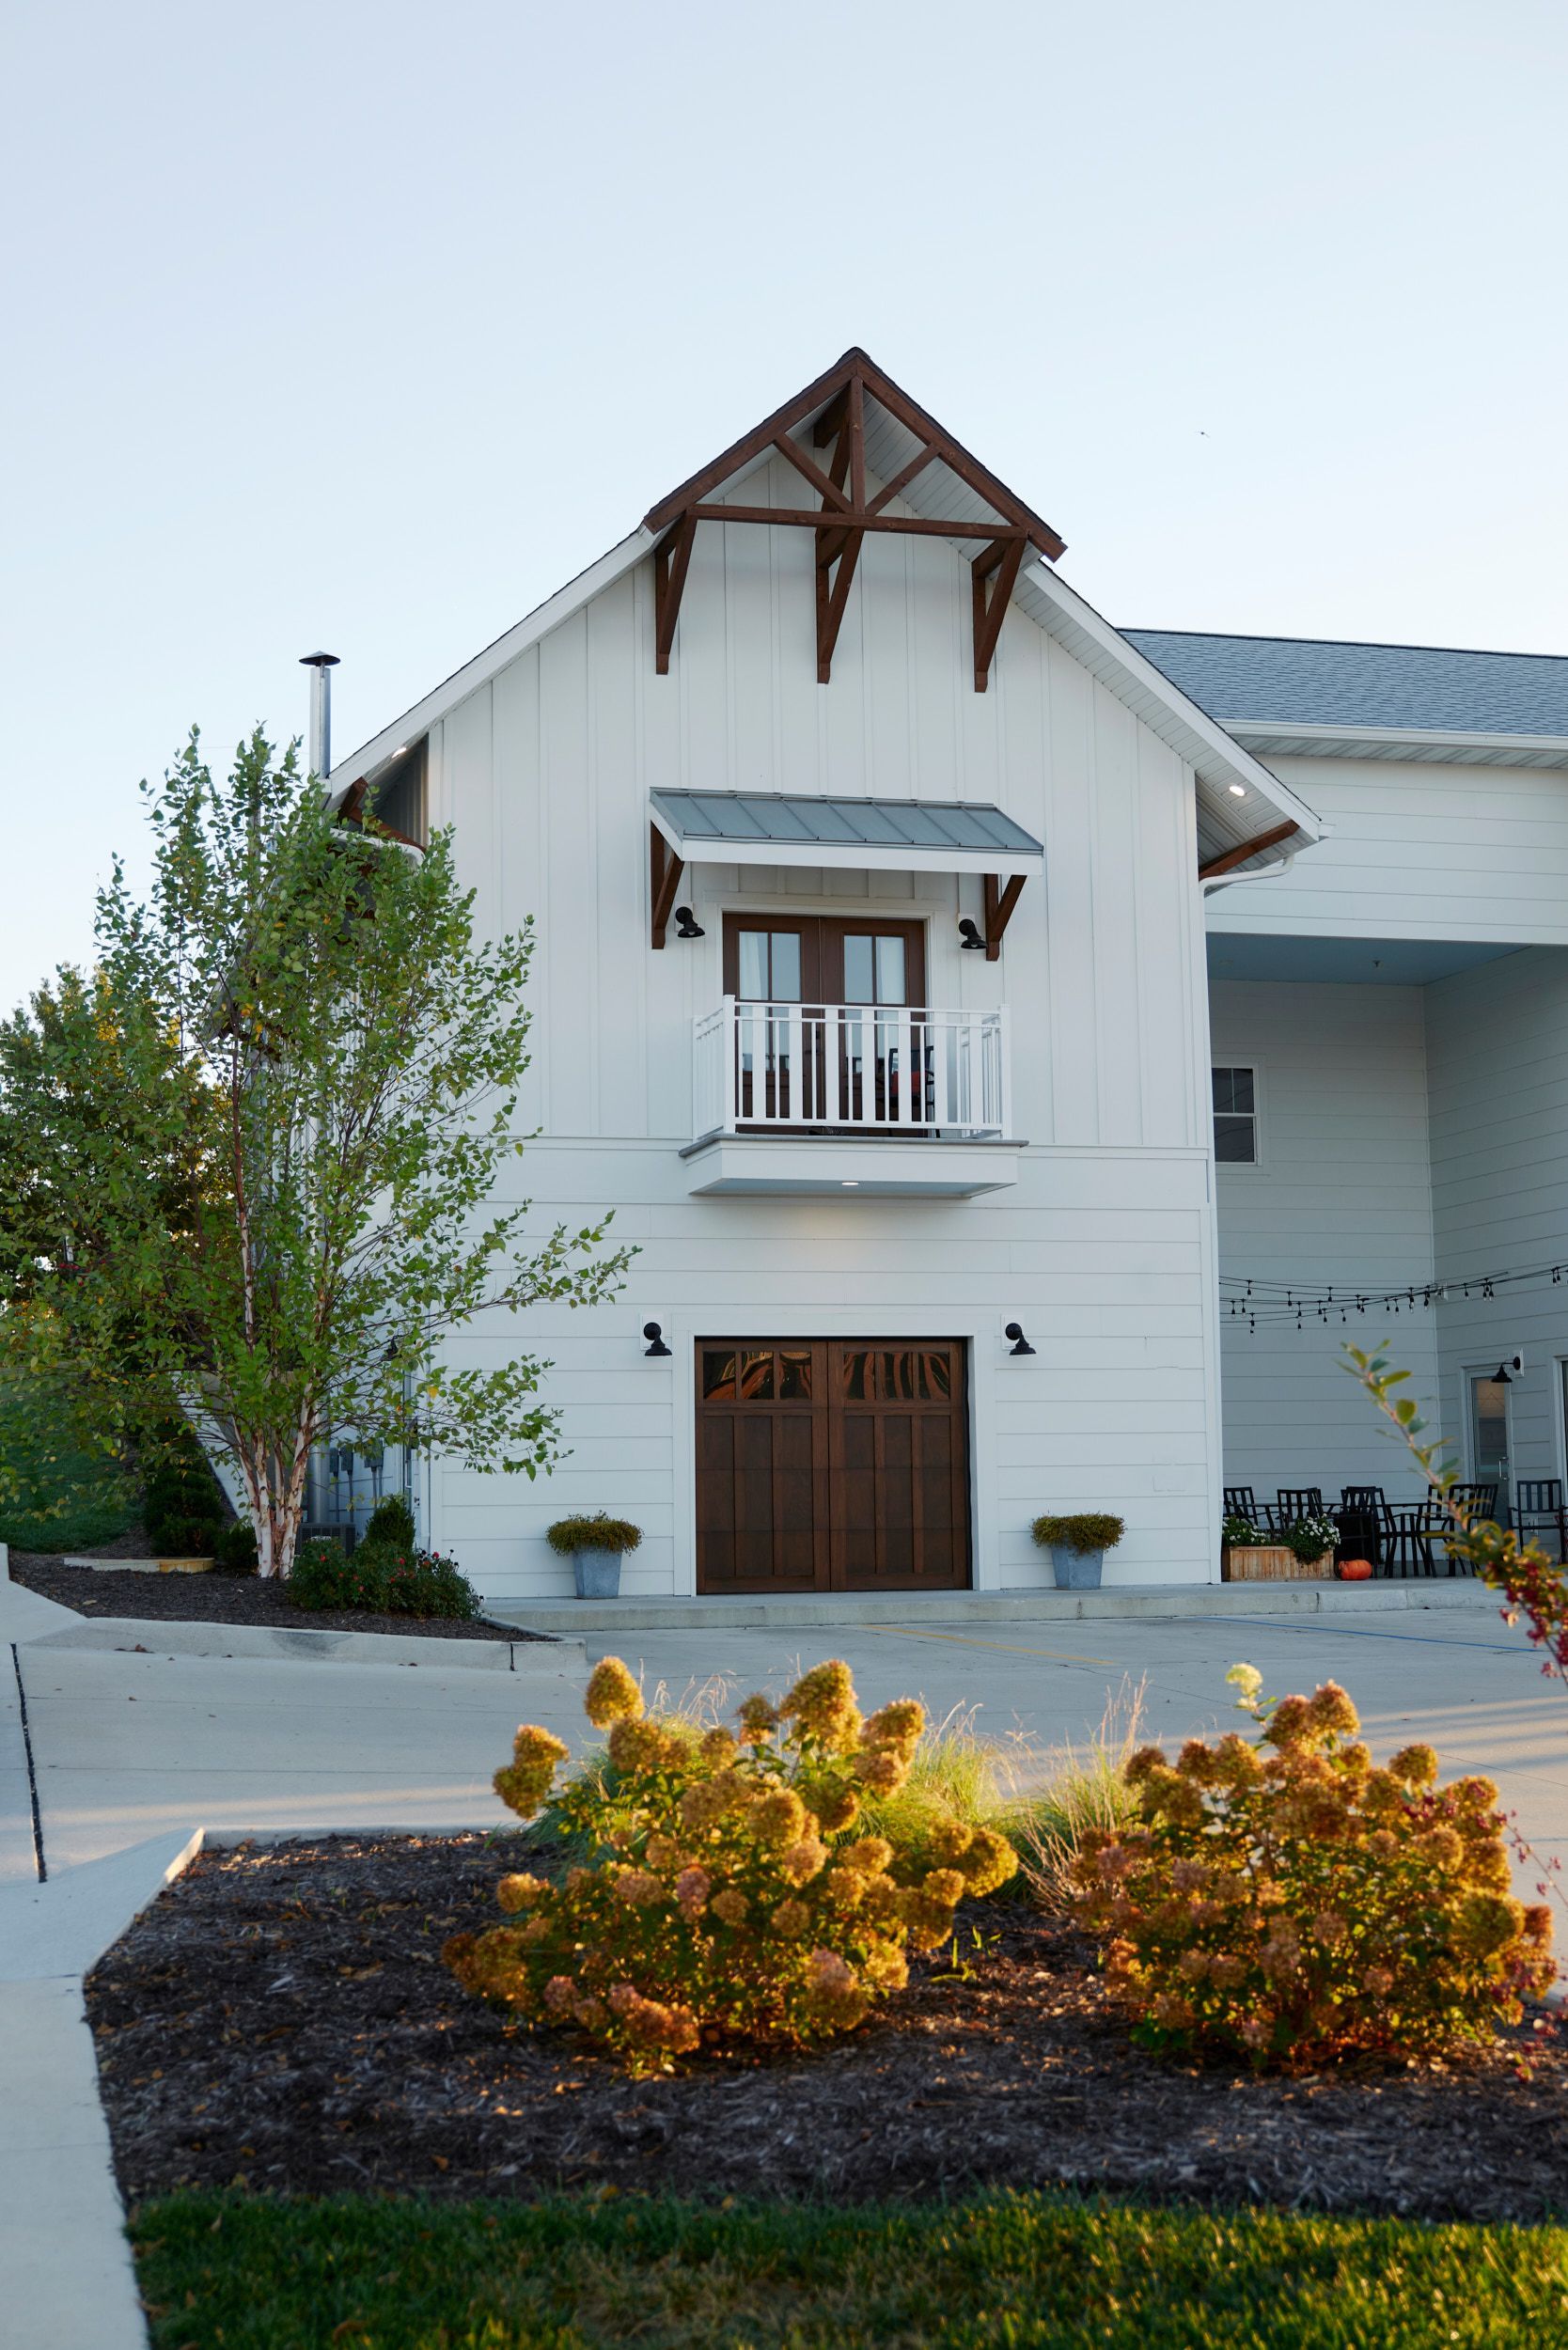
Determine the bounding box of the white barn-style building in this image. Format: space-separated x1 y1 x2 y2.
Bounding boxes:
322 350 1568 1605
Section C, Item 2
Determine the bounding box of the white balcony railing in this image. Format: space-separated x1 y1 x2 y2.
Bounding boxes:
693 996 1011 1142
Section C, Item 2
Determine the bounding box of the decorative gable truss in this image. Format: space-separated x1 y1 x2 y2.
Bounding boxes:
643 349 1066 692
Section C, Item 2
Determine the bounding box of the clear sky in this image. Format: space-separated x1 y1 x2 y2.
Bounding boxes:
4 1 1566 1014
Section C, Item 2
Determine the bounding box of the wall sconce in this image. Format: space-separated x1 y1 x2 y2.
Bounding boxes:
674 907 705 939
1005 1323 1036 1356
643 1321 672 1357
958 917 987 951
1494 1355 1522 1384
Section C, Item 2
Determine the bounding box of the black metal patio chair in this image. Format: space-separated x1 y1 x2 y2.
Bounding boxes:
1223 1485 1262 1527
1274 1488 1325 1532
1514 1479 1567 1559
1338 1485 1387 1569
1381 1497 1447 1577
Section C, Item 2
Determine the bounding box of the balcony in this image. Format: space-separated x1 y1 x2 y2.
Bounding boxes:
682 997 1020 1197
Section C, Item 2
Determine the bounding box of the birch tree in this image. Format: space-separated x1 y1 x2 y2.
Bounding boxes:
0 728 629 1576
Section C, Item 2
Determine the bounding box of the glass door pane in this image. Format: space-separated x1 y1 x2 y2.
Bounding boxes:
1468 1373 1512 1523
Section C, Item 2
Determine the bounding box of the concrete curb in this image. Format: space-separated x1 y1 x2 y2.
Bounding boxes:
21 1616 586 1674
484 1579 1501 1635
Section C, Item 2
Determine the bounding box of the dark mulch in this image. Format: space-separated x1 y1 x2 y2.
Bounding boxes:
8 1551 536 1643
87 1835 1568 2224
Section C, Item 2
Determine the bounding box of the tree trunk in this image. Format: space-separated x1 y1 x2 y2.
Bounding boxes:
235 1412 314 1579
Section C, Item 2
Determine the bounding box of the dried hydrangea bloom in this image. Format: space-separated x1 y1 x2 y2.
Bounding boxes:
607 1717 682 1775
751 1788 809 1850
611 1869 666 1909
710 1887 749 1927
779 1660 863 1752
493 1724 572 1819
496 1872 550 1913
771 1897 811 1937
779 1833 829 1887
675 1865 711 1919
698 1727 738 1766
956 1825 1017 1896
584 1655 643 1729
861 1699 924 1757
736 1693 778 1745
1307 1682 1358 1737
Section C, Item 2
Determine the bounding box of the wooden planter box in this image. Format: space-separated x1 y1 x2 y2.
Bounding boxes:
1222 1544 1333 1583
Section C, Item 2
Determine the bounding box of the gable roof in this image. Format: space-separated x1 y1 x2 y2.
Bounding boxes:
1125 629 1568 770
324 352 1321 866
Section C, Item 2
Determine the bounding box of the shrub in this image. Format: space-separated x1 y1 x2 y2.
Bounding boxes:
1031 1512 1124 1555
1072 1667 1555 2068
289 1536 479 1620
446 1655 1018 2074
363 1493 416 1551
149 1512 222 1558
545 1513 643 1557
212 1520 259 1574
1222 1513 1267 1548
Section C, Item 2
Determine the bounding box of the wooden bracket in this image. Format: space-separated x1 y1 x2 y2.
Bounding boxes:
814 374 865 683
972 537 1026 692
651 822 684 948
644 350 1063 690
982 872 1027 962
1198 819 1299 882
653 515 698 676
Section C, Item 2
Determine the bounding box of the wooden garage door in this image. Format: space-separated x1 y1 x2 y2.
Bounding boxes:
696 1340 970 1593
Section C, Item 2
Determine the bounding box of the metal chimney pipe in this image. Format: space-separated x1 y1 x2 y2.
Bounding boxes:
299 651 340 780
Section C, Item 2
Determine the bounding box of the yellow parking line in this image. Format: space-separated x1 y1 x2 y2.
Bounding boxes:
868 1624 1116 1668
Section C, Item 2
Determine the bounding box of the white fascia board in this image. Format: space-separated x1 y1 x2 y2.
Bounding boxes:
667 828 1043 877
1014 564 1324 841
324 528 655 804
1225 719 1568 770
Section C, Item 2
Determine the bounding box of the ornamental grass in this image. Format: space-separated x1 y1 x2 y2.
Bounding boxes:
446 1655 1017 2073
1072 1665 1555 2069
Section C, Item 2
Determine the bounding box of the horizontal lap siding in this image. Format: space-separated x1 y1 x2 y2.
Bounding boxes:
1426 947 1568 1493
1210 758 1568 944
1211 980 1439 1502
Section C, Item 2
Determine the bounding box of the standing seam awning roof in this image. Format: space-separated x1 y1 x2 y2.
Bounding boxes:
649 790 1044 873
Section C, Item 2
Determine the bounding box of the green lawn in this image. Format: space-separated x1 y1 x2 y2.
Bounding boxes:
133 2190 1568 2349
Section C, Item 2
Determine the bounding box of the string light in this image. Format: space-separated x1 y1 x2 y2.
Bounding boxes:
1221 1254 1568 1330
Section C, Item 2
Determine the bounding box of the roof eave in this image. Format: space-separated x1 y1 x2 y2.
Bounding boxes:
1224 719 1568 771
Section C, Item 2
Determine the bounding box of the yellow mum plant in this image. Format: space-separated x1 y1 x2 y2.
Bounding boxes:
1072 1668 1554 2069
445 1654 1016 2073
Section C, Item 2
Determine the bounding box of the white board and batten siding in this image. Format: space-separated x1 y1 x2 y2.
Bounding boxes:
420 453 1224 1599
1210 980 1440 1506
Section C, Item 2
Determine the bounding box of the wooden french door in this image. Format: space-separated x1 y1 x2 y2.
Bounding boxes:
695 1339 970 1592
721 916 928 1129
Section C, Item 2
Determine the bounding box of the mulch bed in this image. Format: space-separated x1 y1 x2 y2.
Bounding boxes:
8 1550 535 1643
87 1834 1568 2223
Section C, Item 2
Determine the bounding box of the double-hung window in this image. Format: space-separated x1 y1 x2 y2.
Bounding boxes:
1212 1065 1258 1164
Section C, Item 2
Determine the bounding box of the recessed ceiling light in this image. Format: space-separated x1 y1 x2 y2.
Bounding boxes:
841 1180 859 1187
1228 783 1247 798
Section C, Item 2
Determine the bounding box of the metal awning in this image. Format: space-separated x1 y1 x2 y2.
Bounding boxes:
649 789 1043 876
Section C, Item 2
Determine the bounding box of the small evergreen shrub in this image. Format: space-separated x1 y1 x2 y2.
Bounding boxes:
149 1512 221 1558
1031 1512 1125 1556
363 1493 416 1551
290 1536 479 1620
1072 1666 1554 2068
545 1513 643 1556
446 1656 1018 2074
212 1520 259 1574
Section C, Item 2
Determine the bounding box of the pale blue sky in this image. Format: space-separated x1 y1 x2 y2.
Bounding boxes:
4 1 1566 1012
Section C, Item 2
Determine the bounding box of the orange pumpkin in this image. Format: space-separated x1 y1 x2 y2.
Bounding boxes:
1337 1558 1373 1582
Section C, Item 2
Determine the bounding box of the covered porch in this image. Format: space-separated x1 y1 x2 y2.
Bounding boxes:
1207 929 1568 1554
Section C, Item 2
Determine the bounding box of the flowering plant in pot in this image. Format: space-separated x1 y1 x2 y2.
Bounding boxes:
1031 1512 1126 1590
546 1512 643 1598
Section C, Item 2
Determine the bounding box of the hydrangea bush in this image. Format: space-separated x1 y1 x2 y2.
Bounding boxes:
1072 1667 1554 2068
445 1656 1016 2072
